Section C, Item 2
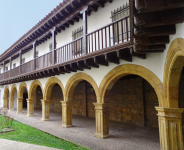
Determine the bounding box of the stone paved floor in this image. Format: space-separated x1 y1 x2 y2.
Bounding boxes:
0 139 61 150
8 109 160 150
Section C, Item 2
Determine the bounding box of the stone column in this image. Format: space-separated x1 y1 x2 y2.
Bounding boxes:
16 98 23 114
94 103 110 139
27 99 34 117
156 107 184 150
61 101 73 128
41 100 50 121
3 97 8 109
9 97 14 111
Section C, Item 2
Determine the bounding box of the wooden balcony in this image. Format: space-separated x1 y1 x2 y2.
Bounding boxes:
0 16 132 84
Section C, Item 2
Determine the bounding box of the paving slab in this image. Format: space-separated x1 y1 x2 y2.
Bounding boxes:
0 139 61 150
8 109 160 150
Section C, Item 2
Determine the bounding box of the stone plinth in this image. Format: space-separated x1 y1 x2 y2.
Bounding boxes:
156 107 184 150
94 103 110 139
16 98 23 114
41 100 50 121
61 101 73 128
9 97 14 111
27 99 34 117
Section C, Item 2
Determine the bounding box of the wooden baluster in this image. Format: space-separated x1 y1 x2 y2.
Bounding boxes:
126 17 129 41
109 25 111 47
101 29 103 49
112 24 115 46
88 35 90 53
91 33 93 52
98 30 100 50
105 27 107 48
117 21 119 44
95 32 97 52
121 20 124 42
81 38 83 56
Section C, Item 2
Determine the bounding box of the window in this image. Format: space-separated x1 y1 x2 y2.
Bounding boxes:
36 51 39 58
72 26 83 40
49 43 52 51
22 58 25 64
111 3 129 42
13 63 16 68
5 67 8 72
72 26 83 55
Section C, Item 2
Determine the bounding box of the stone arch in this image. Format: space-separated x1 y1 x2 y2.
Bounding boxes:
18 82 28 98
64 73 99 102
99 64 164 107
3 85 9 108
28 80 43 100
10 84 17 98
163 38 184 108
43 77 64 100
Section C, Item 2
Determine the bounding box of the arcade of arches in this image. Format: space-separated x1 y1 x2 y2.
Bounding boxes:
3 38 184 150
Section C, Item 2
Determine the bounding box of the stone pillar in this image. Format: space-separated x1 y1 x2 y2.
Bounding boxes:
61 101 73 128
27 99 34 117
9 97 14 111
156 107 184 150
16 98 23 114
3 97 8 109
41 100 50 121
94 103 110 139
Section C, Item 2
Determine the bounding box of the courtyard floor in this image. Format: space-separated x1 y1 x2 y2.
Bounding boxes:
8 109 160 150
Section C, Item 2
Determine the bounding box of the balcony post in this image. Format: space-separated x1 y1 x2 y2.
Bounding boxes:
80 6 88 55
9 57 12 77
33 41 36 70
3 62 5 79
19 51 22 75
51 27 56 65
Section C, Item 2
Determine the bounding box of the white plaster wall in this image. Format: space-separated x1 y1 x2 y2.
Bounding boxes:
22 49 33 63
12 57 20 68
88 0 129 33
56 19 83 48
36 39 52 56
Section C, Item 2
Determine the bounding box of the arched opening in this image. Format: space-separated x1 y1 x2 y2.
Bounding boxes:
107 75 159 147
28 80 43 117
23 88 28 109
10 85 18 111
3 86 9 109
72 80 96 118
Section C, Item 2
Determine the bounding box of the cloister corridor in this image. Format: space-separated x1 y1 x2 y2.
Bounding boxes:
8 108 160 150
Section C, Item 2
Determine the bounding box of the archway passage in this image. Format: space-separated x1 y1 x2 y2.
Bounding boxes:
3 86 9 109
9 84 18 111
72 80 96 118
35 86 43 110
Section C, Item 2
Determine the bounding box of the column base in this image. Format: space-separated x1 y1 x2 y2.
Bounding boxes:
26 114 34 117
41 118 50 121
94 133 110 139
16 111 23 114
61 124 73 128
9 109 14 112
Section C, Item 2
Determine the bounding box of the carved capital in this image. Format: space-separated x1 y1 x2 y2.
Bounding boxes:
134 28 145 37
50 27 56 34
135 0 147 11
134 16 145 27
80 6 88 14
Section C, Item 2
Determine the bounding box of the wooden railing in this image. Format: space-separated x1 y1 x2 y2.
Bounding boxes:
21 60 33 74
0 16 130 81
35 52 52 70
87 16 130 54
11 66 20 77
55 37 83 64
4 71 10 79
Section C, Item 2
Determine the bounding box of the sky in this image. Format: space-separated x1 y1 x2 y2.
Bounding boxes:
0 0 63 55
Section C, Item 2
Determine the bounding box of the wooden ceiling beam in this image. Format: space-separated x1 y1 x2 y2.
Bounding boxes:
134 44 166 52
135 0 184 13
134 25 176 37
85 58 99 68
77 61 91 70
134 8 184 28
134 36 170 45
96 1 104 8
94 55 108 66
117 49 132 62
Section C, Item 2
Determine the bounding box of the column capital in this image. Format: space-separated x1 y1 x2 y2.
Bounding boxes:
94 103 109 110
50 27 56 33
17 98 23 101
61 101 73 106
41 99 50 103
32 41 37 45
80 6 88 14
156 107 184 118
26 99 34 102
